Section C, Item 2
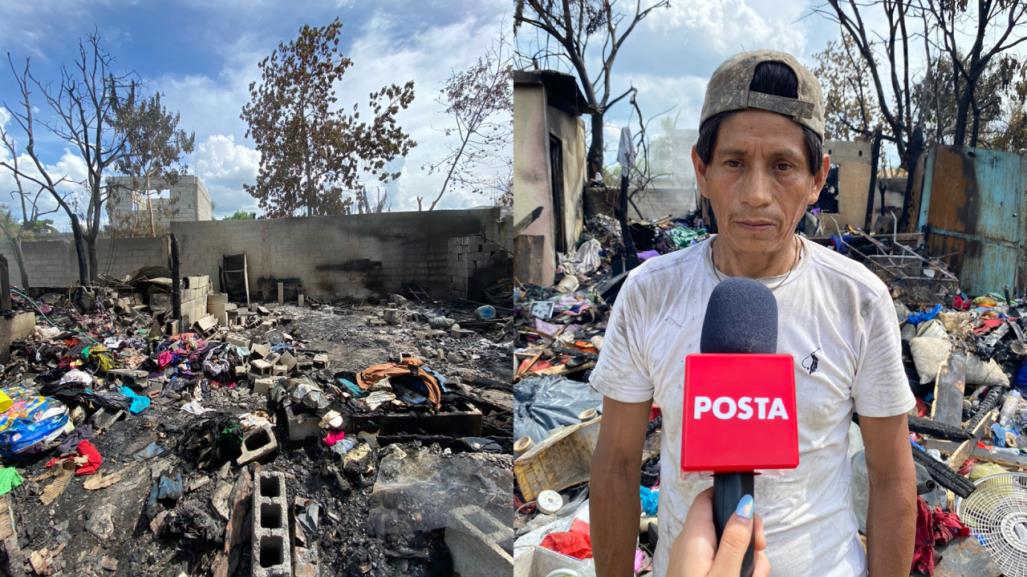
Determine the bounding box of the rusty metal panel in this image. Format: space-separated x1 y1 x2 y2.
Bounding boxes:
919 145 1027 295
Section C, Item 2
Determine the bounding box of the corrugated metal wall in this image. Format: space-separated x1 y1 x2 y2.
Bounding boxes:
918 145 1027 295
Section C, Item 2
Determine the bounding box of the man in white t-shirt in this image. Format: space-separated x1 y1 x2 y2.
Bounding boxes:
588 50 916 577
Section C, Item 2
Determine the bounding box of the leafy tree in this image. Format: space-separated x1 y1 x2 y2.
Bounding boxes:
818 0 1027 161
423 35 513 211
113 90 195 236
911 55 1015 147
241 18 416 217
921 0 1027 147
812 36 882 141
515 0 670 180
225 210 256 220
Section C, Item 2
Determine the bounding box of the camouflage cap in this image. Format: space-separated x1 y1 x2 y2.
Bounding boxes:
700 50 824 140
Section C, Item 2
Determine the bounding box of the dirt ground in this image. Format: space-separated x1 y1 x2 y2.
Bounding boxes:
1 297 512 577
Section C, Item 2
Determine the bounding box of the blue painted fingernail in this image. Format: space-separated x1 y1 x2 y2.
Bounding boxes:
735 494 754 519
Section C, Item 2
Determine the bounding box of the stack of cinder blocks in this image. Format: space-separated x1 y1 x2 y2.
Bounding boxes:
252 471 291 577
180 275 211 326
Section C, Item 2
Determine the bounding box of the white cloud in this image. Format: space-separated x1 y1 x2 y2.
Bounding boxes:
0 143 89 229
337 9 511 211
646 0 807 56
148 3 512 214
190 134 261 217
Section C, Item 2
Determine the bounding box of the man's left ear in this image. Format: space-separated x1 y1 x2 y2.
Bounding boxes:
808 153 830 204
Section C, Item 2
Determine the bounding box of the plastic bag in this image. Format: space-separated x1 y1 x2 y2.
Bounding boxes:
0 387 70 459
514 376 603 444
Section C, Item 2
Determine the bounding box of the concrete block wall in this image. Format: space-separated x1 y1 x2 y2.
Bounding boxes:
2 208 510 300
171 208 510 300
0 236 167 288
632 187 698 221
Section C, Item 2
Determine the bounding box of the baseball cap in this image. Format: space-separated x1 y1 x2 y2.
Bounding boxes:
700 50 824 140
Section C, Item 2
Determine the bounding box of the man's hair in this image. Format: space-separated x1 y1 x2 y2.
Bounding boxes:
696 61 824 175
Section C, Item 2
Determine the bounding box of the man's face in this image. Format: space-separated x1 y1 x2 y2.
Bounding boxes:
692 110 829 256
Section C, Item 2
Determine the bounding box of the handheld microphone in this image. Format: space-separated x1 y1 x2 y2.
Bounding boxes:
683 278 799 577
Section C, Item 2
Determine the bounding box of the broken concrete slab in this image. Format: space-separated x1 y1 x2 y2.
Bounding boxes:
212 481 233 521
370 446 511 535
85 502 116 541
933 537 1002 577
292 543 319 577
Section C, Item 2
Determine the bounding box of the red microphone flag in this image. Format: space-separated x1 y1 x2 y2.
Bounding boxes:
681 354 799 473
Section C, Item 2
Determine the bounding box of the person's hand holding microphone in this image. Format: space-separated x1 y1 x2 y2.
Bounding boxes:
667 488 770 577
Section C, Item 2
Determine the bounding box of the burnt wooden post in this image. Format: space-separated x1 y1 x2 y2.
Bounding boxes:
170 234 182 332
0 254 10 313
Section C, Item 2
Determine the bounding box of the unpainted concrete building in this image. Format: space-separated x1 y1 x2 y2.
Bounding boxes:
513 70 589 286
819 139 874 230
107 175 212 234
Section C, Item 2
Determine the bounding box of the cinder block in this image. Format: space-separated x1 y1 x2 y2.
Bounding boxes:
237 426 278 466
252 471 291 577
225 332 251 349
250 359 272 376
444 506 513 577
284 405 320 442
182 275 209 290
252 377 275 396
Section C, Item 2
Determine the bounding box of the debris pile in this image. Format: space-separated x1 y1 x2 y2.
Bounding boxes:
0 275 513 576
512 219 1027 577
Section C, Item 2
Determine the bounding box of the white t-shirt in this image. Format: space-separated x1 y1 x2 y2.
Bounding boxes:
589 235 915 577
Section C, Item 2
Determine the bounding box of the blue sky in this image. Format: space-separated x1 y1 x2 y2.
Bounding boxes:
515 0 1027 179
0 0 511 228
516 0 841 179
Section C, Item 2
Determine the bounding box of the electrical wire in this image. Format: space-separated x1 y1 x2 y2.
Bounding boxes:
9 287 99 344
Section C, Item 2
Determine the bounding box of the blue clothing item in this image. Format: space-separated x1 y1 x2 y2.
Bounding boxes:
120 385 151 414
336 376 366 398
907 304 943 326
991 423 1018 448
640 485 659 516
1014 360 1027 391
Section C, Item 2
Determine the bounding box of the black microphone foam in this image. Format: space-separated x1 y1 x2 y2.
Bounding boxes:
700 277 778 354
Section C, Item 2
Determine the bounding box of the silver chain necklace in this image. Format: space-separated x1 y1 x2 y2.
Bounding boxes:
710 235 802 291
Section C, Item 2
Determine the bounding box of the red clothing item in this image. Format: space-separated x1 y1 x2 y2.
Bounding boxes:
541 519 592 560
323 430 346 446
45 439 103 476
74 440 102 475
911 496 971 576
